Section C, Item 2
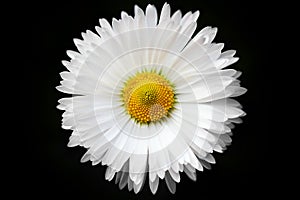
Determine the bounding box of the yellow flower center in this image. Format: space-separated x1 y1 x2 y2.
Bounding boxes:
122 72 175 124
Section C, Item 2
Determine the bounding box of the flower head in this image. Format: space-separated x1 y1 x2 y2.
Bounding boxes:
57 3 246 194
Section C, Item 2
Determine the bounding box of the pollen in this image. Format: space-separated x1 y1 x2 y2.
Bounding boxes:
122 72 175 124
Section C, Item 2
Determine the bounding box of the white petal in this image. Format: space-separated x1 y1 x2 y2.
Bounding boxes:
181 11 191 25
149 175 159 194
221 50 236 57
200 160 212 169
171 10 182 25
99 18 114 35
146 4 157 27
193 26 218 45
59 71 75 81
203 154 216 164
133 174 146 193
134 5 146 28
112 18 122 34
66 50 80 60
105 167 116 181
168 168 180 183
67 133 80 147
157 169 165 179
165 171 176 194
219 134 232 144
183 165 197 181
159 3 171 24
181 11 199 31
127 178 133 191
119 171 129 189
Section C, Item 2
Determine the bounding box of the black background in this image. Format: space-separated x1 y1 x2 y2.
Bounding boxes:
27 0 274 199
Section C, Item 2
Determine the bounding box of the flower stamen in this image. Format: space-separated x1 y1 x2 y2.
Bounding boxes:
122 72 175 124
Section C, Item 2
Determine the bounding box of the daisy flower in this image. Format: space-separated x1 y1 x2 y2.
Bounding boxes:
57 3 246 194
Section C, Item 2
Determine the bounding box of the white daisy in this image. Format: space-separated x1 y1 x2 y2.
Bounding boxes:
57 3 246 194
